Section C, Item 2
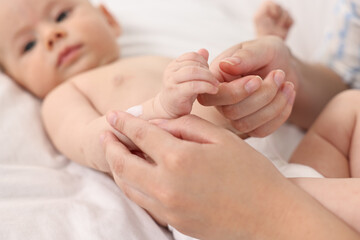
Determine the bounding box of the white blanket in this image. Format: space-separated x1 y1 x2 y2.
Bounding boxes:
0 0 336 239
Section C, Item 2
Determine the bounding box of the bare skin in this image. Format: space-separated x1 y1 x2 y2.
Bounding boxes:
254 1 294 40
43 54 235 171
3 0 357 237
290 90 360 178
0 0 294 171
102 113 360 240
288 90 360 232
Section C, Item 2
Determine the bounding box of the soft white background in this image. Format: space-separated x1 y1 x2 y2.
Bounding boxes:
0 0 337 239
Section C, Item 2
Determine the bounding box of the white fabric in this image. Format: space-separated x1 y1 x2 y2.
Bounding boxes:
0 0 336 239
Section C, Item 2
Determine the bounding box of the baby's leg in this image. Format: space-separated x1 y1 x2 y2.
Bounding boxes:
254 1 293 40
290 90 360 178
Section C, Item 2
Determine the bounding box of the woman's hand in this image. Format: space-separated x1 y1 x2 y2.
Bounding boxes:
198 36 297 137
101 112 358 240
102 112 282 238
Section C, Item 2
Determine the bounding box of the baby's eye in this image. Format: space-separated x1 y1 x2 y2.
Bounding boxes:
56 10 70 23
23 40 36 53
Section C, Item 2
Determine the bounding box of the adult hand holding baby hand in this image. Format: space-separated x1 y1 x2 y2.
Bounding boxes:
158 49 219 118
199 36 297 137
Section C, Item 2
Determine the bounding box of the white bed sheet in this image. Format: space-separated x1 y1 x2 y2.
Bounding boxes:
0 0 337 239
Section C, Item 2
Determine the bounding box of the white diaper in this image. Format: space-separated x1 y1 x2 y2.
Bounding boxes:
278 163 324 178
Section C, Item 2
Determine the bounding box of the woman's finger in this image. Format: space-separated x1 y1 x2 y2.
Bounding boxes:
231 81 295 135
197 75 262 106
151 115 229 144
106 111 182 163
219 70 285 120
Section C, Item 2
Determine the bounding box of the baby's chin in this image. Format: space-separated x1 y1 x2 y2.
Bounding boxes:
63 53 119 79
29 53 120 99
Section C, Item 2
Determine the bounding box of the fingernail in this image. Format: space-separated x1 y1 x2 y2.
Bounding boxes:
274 70 285 87
126 105 143 117
221 57 241 66
244 76 262 93
107 111 118 126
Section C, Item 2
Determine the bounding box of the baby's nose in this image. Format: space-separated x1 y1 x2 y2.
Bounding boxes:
47 30 67 50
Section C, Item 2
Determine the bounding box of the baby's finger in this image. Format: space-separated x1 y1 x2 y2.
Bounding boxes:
173 66 219 87
197 48 209 61
179 80 219 96
175 51 209 67
167 59 210 73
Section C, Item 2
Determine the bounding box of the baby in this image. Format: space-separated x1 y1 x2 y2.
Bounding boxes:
8 0 360 238
0 0 293 238
0 0 293 172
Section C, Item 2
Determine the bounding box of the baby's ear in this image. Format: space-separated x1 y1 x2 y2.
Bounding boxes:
98 4 122 37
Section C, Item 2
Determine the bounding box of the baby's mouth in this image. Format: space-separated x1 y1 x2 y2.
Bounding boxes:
57 44 83 68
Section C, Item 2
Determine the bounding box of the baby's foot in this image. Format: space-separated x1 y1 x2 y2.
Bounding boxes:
254 1 294 40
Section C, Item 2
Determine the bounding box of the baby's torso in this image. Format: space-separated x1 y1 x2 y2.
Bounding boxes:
68 55 232 129
69 56 167 114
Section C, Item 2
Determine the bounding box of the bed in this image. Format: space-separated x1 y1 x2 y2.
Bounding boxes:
0 0 337 239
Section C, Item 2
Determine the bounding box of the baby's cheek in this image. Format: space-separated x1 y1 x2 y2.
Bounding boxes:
25 64 58 98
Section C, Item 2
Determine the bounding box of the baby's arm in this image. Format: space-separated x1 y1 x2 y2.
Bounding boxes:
139 49 219 119
41 50 218 172
291 178 360 233
41 50 218 173
41 81 124 172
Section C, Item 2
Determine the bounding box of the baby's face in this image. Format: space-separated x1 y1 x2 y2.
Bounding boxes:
0 0 121 98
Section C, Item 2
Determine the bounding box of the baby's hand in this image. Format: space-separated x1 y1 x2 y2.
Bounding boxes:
159 49 219 118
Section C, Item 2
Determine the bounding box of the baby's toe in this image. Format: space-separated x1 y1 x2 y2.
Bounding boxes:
268 2 283 20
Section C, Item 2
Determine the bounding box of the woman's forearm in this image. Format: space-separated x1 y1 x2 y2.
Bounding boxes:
290 59 348 129
290 177 360 232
